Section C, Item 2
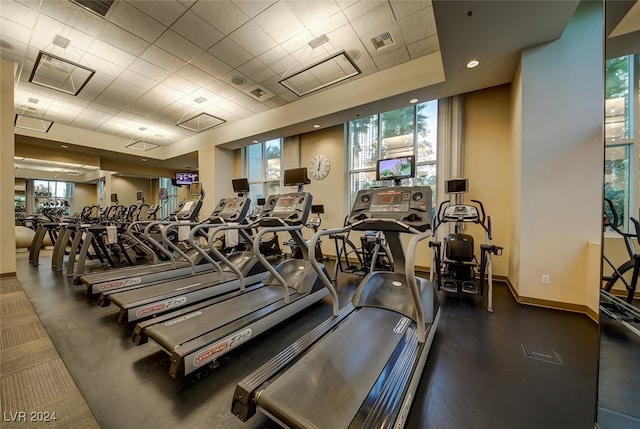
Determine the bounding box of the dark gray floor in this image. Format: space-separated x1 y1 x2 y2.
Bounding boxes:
15 251 598 428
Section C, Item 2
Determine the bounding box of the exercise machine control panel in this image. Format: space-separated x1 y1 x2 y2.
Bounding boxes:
174 198 203 221
442 205 479 222
348 186 432 231
209 195 250 223
260 192 312 227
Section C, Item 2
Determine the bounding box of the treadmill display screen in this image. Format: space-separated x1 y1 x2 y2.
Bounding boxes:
378 193 402 204
273 195 297 214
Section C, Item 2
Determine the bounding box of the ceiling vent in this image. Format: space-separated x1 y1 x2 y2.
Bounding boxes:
370 31 395 51
70 0 114 17
243 84 275 102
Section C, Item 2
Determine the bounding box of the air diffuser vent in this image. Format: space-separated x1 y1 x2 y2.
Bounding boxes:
70 0 114 17
370 31 395 51
243 84 275 102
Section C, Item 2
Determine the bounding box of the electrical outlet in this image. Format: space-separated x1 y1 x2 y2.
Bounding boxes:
542 274 550 285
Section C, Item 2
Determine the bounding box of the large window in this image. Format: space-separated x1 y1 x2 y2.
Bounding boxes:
347 100 438 211
245 138 283 205
32 180 74 215
605 54 638 231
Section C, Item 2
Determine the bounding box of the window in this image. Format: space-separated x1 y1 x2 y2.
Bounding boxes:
605 54 638 231
158 178 179 219
31 180 74 215
245 138 283 206
347 100 438 212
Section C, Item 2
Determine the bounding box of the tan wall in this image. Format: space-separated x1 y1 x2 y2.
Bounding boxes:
1 58 16 274
109 175 156 207
462 85 512 278
72 183 98 214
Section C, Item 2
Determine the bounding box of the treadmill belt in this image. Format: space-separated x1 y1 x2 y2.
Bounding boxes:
257 307 406 429
146 285 294 351
107 272 234 307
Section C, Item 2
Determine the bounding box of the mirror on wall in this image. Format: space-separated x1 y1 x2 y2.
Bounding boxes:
597 1 640 427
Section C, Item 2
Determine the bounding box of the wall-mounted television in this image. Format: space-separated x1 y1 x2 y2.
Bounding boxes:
376 155 415 183
175 172 199 185
232 178 250 194
284 167 310 186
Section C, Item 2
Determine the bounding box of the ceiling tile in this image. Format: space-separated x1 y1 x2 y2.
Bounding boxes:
39 0 104 38
0 1 38 29
152 83 188 100
140 45 186 73
347 2 395 36
82 52 125 78
208 38 253 68
371 45 410 70
191 52 233 78
126 0 187 27
204 79 237 98
88 39 137 68
389 0 430 20
176 63 215 86
192 0 249 35
101 80 148 105
286 1 340 27
253 2 306 44
238 58 276 84
231 0 276 18
108 1 167 43
130 91 175 115
257 45 289 68
171 10 224 50
229 21 277 57
70 112 109 130
96 22 151 56
398 7 437 45
163 74 199 95
279 30 315 55
87 101 120 116
120 69 158 91
155 29 202 62
407 34 439 59
128 58 172 82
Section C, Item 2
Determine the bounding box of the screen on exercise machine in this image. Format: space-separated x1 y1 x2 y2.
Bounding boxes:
376 155 415 182
445 178 468 194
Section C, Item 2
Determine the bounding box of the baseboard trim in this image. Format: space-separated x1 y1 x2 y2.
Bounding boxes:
0 272 17 278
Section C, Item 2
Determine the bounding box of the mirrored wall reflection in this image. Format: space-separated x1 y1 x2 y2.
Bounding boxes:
599 2 640 426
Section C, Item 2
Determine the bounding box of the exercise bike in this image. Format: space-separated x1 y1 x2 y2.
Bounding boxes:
602 198 640 303
429 179 502 312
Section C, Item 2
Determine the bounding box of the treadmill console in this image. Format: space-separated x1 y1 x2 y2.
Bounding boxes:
442 204 479 222
174 199 203 221
260 192 312 226
209 195 250 223
348 186 431 231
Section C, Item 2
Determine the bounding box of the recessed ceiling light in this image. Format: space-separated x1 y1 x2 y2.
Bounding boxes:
466 59 480 69
252 140 259 143
313 124 320 128
141 158 147 162
409 98 419 104
61 144 68 148
194 96 206 104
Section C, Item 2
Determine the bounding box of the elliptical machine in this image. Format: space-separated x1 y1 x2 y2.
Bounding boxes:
430 179 502 312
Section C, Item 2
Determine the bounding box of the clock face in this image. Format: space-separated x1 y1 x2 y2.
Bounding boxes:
309 154 330 180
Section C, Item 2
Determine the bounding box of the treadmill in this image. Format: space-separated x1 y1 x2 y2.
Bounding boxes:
232 185 440 429
131 178 338 378
76 196 204 292
96 192 271 323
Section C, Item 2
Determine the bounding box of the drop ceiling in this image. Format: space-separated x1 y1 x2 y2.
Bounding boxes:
2 0 637 179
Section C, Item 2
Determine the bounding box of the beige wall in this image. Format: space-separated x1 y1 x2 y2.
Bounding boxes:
109 175 156 207
73 183 98 214
1 58 16 275
512 1 603 314
462 85 512 278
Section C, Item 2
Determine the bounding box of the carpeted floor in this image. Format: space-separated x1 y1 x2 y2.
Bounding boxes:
0 275 99 429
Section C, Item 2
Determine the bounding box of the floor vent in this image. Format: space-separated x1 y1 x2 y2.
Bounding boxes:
522 344 563 365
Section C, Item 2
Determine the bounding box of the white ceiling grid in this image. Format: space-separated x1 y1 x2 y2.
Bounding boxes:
1 0 437 150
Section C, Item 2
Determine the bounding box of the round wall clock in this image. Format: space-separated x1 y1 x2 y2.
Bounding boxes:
309 154 331 180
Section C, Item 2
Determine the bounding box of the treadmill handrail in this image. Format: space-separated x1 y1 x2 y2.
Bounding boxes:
309 226 348 317
161 221 203 274
205 223 256 291
349 217 424 234
127 220 174 264
405 228 433 343
253 224 305 304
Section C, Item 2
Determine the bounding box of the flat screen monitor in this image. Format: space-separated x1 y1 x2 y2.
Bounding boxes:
158 188 168 200
446 178 469 194
110 193 118 203
257 198 266 206
232 178 250 193
376 155 415 182
284 167 310 186
175 172 199 185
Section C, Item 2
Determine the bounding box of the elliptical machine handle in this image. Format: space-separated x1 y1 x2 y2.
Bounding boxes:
471 199 486 225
